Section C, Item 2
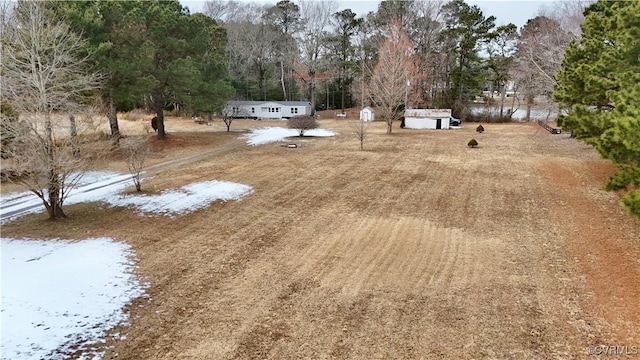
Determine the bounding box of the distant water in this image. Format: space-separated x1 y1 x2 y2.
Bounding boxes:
469 104 560 121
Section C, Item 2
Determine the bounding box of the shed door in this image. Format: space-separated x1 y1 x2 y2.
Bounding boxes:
436 118 442 129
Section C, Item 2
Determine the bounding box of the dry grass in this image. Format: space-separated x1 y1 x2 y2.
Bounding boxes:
2 118 639 359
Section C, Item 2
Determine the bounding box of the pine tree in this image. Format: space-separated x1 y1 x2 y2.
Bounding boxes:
553 0 640 218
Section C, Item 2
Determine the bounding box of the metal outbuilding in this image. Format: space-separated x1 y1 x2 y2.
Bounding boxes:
404 109 452 129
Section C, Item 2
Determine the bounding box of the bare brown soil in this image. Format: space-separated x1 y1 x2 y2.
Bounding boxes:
2 119 639 359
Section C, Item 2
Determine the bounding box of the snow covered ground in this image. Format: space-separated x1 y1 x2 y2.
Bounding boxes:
0 171 132 224
1 171 253 223
243 127 336 146
0 174 254 358
1 237 148 360
108 180 253 217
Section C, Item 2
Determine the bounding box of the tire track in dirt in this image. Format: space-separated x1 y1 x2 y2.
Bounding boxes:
540 160 640 344
292 215 480 296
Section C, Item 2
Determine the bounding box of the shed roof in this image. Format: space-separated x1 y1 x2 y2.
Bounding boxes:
405 109 451 118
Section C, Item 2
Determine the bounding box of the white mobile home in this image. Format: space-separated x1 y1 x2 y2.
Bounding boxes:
404 109 452 129
224 101 312 119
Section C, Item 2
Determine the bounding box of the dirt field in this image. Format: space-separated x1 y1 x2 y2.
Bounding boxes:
2 118 639 359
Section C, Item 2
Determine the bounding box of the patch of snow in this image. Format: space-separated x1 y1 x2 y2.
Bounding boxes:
107 180 253 216
0 237 146 360
306 128 338 137
0 171 132 224
243 127 336 146
0 191 30 203
1 172 253 222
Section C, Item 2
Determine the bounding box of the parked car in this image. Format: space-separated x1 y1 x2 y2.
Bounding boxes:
449 117 461 126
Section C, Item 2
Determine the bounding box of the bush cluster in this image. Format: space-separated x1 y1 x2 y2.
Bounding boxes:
622 190 640 220
288 116 318 136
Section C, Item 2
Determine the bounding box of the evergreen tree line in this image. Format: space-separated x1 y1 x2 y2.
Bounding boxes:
2 0 637 218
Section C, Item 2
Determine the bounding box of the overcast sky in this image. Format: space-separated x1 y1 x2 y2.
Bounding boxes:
182 0 554 29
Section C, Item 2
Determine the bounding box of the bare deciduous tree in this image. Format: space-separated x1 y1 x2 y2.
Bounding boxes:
225 20 280 100
204 0 239 22
1 1 101 220
121 137 151 192
288 115 318 136
510 16 574 121
221 105 245 132
411 0 444 107
205 0 267 23
516 17 572 88
298 0 336 109
365 21 419 134
350 119 370 151
539 0 593 38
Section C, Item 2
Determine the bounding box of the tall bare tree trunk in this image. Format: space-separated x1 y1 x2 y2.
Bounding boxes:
69 114 80 157
258 66 266 101
46 168 66 219
155 100 166 140
499 85 506 118
340 67 345 113
44 113 66 219
309 72 316 112
280 61 287 101
525 93 533 121
108 89 120 144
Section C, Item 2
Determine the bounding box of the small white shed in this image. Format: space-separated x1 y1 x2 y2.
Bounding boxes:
404 109 452 129
360 107 375 122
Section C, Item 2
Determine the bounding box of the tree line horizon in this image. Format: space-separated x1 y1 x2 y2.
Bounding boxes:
1 0 638 219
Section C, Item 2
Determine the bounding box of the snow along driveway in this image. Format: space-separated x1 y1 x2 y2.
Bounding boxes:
0 171 132 223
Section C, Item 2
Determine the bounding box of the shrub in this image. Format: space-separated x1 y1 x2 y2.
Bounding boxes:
604 166 640 191
622 190 640 220
476 124 484 133
288 115 318 136
468 139 478 148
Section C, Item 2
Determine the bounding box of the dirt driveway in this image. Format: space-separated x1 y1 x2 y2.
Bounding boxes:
3 119 638 359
